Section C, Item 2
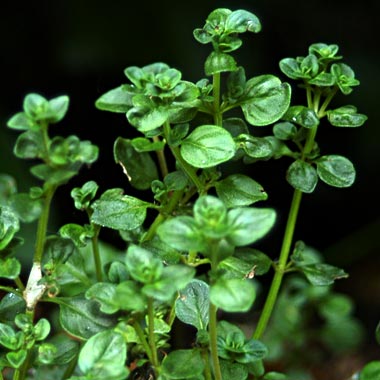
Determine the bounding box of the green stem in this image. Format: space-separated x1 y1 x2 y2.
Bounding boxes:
153 136 169 178
147 298 159 369
201 347 212 380
91 224 103 282
208 243 222 380
213 73 222 126
61 355 78 380
133 320 154 364
253 188 303 339
12 369 20 380
14 277 25 291
34 186 56 264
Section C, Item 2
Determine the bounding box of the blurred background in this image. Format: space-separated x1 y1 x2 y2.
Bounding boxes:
0 0 379 377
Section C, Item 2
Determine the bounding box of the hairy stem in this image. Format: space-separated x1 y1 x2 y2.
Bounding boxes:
133 320 154 365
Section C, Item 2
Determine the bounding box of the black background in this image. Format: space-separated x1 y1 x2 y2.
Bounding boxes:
1 0 379 355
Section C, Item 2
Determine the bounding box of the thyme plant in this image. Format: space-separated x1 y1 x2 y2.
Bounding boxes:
0 7 376 380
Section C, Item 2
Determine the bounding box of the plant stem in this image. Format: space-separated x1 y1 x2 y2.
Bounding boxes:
153 135 169 178
34 186 56 264
61 355 78 380
208 302 222 380
163 121 204 193
253 188 303 339
133 320 154 365
14 277 25 291
213 73 222 126
91 224 103 282
147 298 159 369
201 347 212 380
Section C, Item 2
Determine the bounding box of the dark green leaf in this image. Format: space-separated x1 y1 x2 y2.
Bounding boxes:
166 123 190 147
0 293 26 322
219 359 248 380
279 58 301 80
44 334 80 365
210 278 256 312
85 283 119 314
114 137 158 190
71 181 99 210
316 155 355 188
164 170 189 191
237 134 273 159
227 207 276 246
327 105 367 127
300 263 348 286
223 118 249 137
57 296 115 340
215 174 267 207
9 193 42 222
175 279 210 331
241 75 291 126
59 223 94 248
286 160 318 193
91 188 150 230
78 330 128 380
95 86 133 113
162 349 204 379
205 52 238 76
181 125 236 168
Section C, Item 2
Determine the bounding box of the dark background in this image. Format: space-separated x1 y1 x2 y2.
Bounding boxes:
1 0 379 361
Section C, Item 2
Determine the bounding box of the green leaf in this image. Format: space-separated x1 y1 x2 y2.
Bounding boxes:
175 279 210 331
58 296 115 340
7 112 35 131
125 245 163 284
0 174 17 203
114 137 158 190
215 174 267 207
47 95 70 123
6 349 27 369
241 75 291 126
34 318 51 341
0 257 21 279
115 281 147 312
263 372 289 380
162 349 205 379
237 134 273 159
91 188 150 230
0 293 26 322
0 323 22 350
286 160 318 193
300 263 348 286
23 93 49 119
273 122 298 140
9 193 42 222
0 205 20 250
30 164 77 186
227 207 276 246
316 155 355 188
85 283 120 314
319 294 354 321
225 9 261 33
37 343 58 365
327 105 367 127
181 125 236 168
157 216 206 252
13 130 44 159
59 223 94 248
143 265 195 302
283 106 319 129
43 334 79 365
210 278 256 312
360 361 380 380
127 105 168 132
71 181 99 210
78 330 128 380
205 51 238 76
131 137 165 152
219 248 272 279
219 360 248 380
95 86 133 113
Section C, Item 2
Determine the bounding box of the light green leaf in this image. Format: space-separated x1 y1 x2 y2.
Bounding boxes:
91 189 150 230
225 9 261 33
210 278 256 312
0 257 21 279
300 263 348 286
85 283 120 314
215 174 267 207
175 279 210 331
205 52 238 76
115 281 147 312
181 125 236 168
286 160 318 193
327 105 367 127
316 155 356 188
6 349 27 369
162 349 204 379
241 75 291 126
360 361 380 380
95 86 132 113
78 330 128 380
283 106 319 129
227 207 276 246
